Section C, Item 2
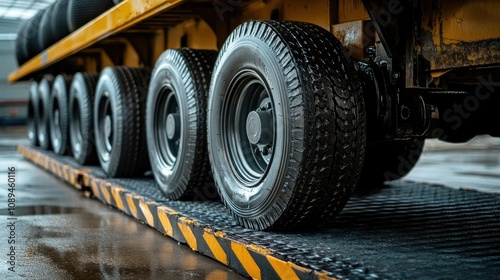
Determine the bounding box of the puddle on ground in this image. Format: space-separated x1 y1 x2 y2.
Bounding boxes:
0 205 82 216
457 171 500 179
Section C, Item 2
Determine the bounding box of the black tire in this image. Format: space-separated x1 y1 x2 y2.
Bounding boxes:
25 10 45 59
50 75 72 155
67 0 114 32
39 4 56 50
51 0 70 43
69 72 99 165
27 82 39 146
208 21 366 230
94 66 150 177
358 139 425 190
147 49 217 200
37 76 54 150
16 20 30 66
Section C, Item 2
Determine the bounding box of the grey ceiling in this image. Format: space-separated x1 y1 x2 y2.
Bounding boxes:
0 0 55 20
0 0 55 37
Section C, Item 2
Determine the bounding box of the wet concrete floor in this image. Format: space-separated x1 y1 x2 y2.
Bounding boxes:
406 136 500 193
0 126 245 279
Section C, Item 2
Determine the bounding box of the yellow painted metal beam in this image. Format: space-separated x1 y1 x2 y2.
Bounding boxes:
9 0 186 83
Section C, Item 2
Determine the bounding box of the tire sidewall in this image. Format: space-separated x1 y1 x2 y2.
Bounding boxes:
69 75 85 160
70 73 97 165
50 75 70 155
38 78 52 150
147 56 191 195
209 35 291 218
94 70 121 173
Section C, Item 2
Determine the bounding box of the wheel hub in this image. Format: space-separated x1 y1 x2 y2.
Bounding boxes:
220 70 277 186
104 115 111 138
246 110 273 145
166 113 180 140
104 115 112 151
54 109 60 129
156 86 181 167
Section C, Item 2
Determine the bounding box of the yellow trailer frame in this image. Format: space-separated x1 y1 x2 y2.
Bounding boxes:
10 0 500 85
9 0 187 83
10 0 379 83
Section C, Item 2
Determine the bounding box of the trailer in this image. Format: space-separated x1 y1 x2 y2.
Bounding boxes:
10 0 500 232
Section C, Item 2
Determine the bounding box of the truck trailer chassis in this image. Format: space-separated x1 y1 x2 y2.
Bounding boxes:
9 0 500 238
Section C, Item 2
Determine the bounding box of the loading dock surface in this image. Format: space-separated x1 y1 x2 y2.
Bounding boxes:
16 143 500 279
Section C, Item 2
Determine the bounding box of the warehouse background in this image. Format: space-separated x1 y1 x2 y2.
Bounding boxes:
0 20 29 101
0 23 29 124
0 0 54 123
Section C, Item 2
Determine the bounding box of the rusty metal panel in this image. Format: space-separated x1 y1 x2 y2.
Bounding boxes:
185 20 217 50
167 19 217 50
338 0 370 23
332 20 371 60
282 0 331 30
238 0 283 22
418 0 500 70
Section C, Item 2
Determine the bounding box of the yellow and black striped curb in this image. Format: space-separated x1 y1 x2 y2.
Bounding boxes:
18 145 335 280
18 145 88 190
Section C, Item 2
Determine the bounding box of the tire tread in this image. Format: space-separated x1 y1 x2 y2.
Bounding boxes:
210 21 366 230
69 72 99 165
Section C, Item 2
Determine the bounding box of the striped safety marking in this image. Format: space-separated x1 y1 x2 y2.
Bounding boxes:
203 230 227 264
232 242 261 279
18 145 336 280
111 187 125 211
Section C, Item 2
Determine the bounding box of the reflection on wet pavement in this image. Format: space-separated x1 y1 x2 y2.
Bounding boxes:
0 126 245 280
406 137 500 193
0 206 83 216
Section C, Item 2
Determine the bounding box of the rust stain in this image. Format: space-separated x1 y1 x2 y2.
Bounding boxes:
247 244 273 255
419 0 500 70
214 231 227 238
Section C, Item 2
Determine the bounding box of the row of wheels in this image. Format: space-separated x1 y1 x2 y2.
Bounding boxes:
16 0 116 66
28 73 97 163
27 20 423 230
